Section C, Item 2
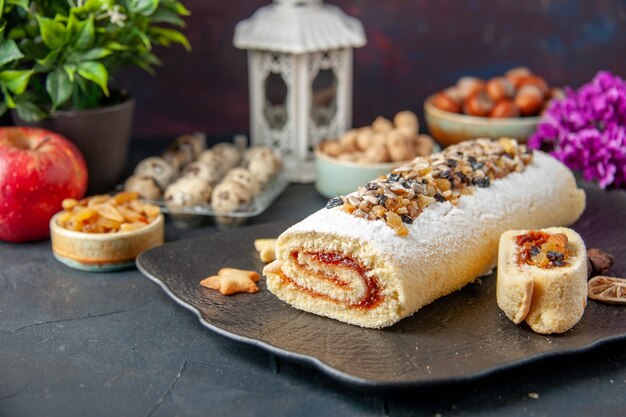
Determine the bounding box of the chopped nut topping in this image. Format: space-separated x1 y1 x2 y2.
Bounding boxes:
326 138 533 236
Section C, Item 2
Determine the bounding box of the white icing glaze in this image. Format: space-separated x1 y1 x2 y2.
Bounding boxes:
282 152 581 267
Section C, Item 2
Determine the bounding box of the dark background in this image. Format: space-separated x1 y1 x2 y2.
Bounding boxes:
114 0 626 139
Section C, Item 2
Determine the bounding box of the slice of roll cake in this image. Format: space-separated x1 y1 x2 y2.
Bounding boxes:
497 227 588 334
264 139 586 328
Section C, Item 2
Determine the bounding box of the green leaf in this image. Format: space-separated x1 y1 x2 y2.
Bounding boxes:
36 16 66 49
105 41 129 51
46 69 72 110
15 101 46 122
77 61 109 96
64 65 76 81
131 27 152 50
150 8 185 26
2 87 15 107
0 0 4 20
8 27 26 40
174 2 191 16
35 49 60 69
0 70 33 94
0 39 24 66
75 15 95 50
128 0 159 16
80 0 113 13
7 0 29 10
0 101 7 117
76 47 112 61
150 27 191 51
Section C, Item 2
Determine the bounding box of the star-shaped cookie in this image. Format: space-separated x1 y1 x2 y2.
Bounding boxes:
200 268 260 295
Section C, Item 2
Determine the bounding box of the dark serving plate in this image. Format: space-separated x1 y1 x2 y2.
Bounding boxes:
137 183 626 390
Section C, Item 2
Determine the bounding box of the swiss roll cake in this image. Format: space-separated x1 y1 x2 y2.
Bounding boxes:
497 227 588 334
263 139 586 328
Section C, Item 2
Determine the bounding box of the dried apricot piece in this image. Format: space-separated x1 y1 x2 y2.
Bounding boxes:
120 222 147 232
96 217 121 232
141 203 160 219
62 199 78 210
116 205 143 223
111 191 139 206
71 207 98 224
93 203 125 223
87 195 110 207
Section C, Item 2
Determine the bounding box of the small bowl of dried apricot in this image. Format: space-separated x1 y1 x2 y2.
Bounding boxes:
424 67 563 146
50 191 164 272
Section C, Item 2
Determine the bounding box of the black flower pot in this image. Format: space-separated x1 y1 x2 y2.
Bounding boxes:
13 98 135 194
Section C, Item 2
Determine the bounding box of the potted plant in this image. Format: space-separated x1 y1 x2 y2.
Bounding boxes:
0 0 190 192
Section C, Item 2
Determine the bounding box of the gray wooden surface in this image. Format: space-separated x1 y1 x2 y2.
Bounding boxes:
1 140 625 417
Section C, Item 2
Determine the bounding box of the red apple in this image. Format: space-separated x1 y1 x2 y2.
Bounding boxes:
0 127 88 242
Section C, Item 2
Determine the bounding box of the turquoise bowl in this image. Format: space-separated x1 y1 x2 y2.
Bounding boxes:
315 150 401 198
424 95 541 147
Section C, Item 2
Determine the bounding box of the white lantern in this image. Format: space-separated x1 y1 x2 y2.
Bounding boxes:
234 0 366 182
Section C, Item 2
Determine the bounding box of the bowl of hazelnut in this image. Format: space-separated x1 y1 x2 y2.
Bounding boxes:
424 67 563 146
315 111 436 198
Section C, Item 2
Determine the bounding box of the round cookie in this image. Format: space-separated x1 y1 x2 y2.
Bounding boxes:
224 167 261 194
161 149 184 173
246 158 275 185
124 175 162 200
211 180 253 214
182 161 222 185
386 130 415 162
212 142 242 171
414 134 435 157
356 128 375 151
134 156 175 189
244 146 280 167
164 177 212 208
363 143 390 163
319 140 342 157
393 111 419 136
174 133 206 160
198 150 227 176
372 116 393 133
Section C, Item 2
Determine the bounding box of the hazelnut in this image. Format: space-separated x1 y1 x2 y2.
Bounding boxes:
463 90 495 117
549 87 565 100
587 248 614 277
519 75 550 96
515 85 544 116
372 116 393 133
393 110 419 136
505 67 532 87
444 87 464 104
490 99 520 118
431 91 462 113
456 76 485 100
486 77 515 102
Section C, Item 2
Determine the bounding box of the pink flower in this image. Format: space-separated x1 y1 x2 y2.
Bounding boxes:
529 71 626 188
